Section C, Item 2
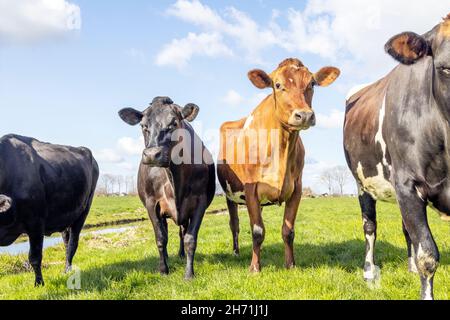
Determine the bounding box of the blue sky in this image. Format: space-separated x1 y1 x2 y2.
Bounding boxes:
0 0 447 193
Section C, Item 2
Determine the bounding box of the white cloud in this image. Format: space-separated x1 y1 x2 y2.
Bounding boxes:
155 32 233 69
316 109 345 129
222 89 269 109
160 0 448 78
117 136 144 156
0 0 81 43
223 89 244 107
94 149 124 164
126 48 146 64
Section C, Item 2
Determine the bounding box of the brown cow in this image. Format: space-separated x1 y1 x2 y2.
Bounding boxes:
218 58 340 272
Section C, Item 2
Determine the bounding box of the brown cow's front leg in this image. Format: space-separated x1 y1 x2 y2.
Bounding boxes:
28 232 44 286
147 201 169 275
245 184 264 273
283 179 302 269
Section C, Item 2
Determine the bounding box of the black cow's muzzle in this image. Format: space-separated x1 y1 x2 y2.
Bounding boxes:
141 147 170 167
289 111 316 130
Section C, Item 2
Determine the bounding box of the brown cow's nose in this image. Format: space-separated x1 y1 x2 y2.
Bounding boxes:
294 112 316 127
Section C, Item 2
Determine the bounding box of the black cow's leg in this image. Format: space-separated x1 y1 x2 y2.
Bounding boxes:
184 198 207 280
245 184 264 273
28 232 44 287
227 198 240 256
283 179 302 269
395 178 439 300
178 225 187 259
403 221 418 273
359 191 378 281
147 201 169 275
64 215 86 273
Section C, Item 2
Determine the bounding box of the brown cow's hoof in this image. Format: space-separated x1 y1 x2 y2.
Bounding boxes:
285 263 296 270
249 264 261 273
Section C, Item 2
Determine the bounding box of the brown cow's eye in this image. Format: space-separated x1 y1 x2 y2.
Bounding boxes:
275 83 282 90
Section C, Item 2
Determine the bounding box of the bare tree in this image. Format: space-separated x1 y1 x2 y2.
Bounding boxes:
319 169 334 195
333 166 352 196
320 166 352 196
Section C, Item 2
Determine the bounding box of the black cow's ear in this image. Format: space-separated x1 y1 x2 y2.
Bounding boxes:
182 103 199 122
248 69 273 89
0 195 12 213
385 32 430 65
118 108 143 126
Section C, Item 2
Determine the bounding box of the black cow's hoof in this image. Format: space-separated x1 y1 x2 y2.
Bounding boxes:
35 279 45 287
233 250 240 257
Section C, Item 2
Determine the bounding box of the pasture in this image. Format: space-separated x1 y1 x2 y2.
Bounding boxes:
0 196 448 300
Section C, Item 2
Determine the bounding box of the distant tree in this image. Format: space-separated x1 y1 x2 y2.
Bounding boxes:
302 187 315 198
320 166 352 196
319 169 334 195
333 166 352 196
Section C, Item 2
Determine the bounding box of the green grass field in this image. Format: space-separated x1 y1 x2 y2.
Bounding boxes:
0 196 449 300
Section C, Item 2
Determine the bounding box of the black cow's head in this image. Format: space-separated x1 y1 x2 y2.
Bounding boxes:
385 13 450 111
119 97 199 167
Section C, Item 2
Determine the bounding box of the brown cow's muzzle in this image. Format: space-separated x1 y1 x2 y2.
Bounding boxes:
142 147 170 167
289 111 316 130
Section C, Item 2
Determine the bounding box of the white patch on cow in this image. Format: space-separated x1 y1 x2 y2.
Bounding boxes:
364 234 380 281
415 187 425 202
423 278 433 300
253 225 264 237
356 162 396 202
374 95 390 168
243 115 254 130
289 78 294 83
225 181 246 205
346 83 372 101
409 257 419 274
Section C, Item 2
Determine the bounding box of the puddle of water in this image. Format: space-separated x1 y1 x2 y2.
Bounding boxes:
0 226 134 256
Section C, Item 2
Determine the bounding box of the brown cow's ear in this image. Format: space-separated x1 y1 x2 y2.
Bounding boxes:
385 32 430 65
118 108 143 126
182 103 199 122
248 69 273 89
0 195 12 213
314 67 341 87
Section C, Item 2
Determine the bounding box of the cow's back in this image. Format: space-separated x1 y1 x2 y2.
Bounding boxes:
0 134 98 233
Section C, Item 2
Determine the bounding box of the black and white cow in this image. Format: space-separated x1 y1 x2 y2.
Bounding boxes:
0 134 99 286
344 14 450 300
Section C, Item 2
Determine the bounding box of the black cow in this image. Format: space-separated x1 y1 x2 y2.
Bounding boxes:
119 97 215 279
0 134 99 286
344 14 450 299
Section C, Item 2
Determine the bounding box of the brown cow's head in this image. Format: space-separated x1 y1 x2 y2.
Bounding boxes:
248 58 340 130
385 13 450 112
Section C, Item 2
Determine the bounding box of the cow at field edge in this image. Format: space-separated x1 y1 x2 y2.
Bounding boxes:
119 97 215 279
0 134 99 286
344 14 450 300
218 58 340 272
